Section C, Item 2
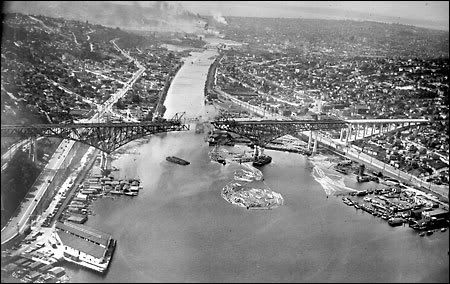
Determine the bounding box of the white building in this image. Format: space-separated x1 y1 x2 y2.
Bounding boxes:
55 221 115 273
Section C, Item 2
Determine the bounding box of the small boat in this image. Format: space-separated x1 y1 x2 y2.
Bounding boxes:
441 228 447 232
253 155 272 167
419 232 426 237
426 230 433 235
354 204 360 209
166 156 190 165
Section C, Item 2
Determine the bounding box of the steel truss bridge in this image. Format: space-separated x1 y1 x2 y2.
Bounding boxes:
1 117 189 154
211 117 428 146
211 118 348 146
1 116 428 153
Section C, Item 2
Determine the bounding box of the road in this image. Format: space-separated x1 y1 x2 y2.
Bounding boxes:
85 69 126 85
47 78 96 106
215 88 283 119
1 139 29 171
223 74 300 107
1 139 74 244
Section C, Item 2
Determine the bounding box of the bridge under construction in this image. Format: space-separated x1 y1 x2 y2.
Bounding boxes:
1 117 428 159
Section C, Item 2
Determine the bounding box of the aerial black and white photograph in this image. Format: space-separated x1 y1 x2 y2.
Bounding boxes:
0 1 448 283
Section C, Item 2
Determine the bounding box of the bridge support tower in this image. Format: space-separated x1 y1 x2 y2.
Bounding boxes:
28 137 37 163
100 152 111 176
307 130 313 151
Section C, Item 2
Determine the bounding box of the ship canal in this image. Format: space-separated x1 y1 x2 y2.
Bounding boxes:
66 38 449 283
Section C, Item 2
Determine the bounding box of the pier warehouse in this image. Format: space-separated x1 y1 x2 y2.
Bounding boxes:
55 221 116 273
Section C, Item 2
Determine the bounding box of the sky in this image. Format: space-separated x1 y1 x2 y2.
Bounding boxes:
128 1 449 31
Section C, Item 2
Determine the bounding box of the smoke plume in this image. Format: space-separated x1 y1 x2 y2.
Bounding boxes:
212 11 228 25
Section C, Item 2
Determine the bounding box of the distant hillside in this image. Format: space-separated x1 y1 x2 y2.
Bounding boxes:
219 17 449 58
4 1 208 34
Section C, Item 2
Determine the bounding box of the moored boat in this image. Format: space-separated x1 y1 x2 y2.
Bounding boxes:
253 155 272 167
166 156 190 165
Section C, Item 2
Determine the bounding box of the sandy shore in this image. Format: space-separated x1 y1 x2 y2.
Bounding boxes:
308 154 359 196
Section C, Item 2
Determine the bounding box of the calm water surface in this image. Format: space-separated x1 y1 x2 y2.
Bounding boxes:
67 40 449 283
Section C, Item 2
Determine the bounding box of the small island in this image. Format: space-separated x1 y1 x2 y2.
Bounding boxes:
221 182 284 210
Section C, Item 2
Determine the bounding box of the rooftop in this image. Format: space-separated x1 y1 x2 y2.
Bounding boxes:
55 221 111 247
56 230 106 259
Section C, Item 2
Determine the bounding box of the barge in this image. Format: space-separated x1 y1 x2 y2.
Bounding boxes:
166 156 190 165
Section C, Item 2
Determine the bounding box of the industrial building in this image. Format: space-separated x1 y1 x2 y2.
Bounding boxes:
54 221 116 273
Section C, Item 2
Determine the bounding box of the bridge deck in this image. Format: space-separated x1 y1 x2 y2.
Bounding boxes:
0 120 182 129
345 118 428 124
218 119 347 125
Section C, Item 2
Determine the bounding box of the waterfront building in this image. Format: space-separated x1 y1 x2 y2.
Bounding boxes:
48 267 66 277
54 221 116 273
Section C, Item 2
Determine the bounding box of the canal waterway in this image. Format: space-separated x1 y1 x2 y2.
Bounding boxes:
66 39 449 283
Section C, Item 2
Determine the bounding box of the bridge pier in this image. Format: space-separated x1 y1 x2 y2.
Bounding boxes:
345 125 351 145
339 128 345 141
100 152 111 176
28 137 37 163
307 130 313 151
312 131 319 154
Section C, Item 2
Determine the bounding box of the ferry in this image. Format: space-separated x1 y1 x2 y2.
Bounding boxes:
166 156 190 165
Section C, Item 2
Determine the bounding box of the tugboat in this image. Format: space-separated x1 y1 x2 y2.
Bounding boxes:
166 156 190 165
253 155 272 167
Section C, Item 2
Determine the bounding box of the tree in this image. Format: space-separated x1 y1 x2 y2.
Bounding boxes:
116 98 126 109
409 144 417 153
131 94 141 104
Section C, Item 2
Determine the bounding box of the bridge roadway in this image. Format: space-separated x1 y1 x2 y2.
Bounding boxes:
345 118 428 124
